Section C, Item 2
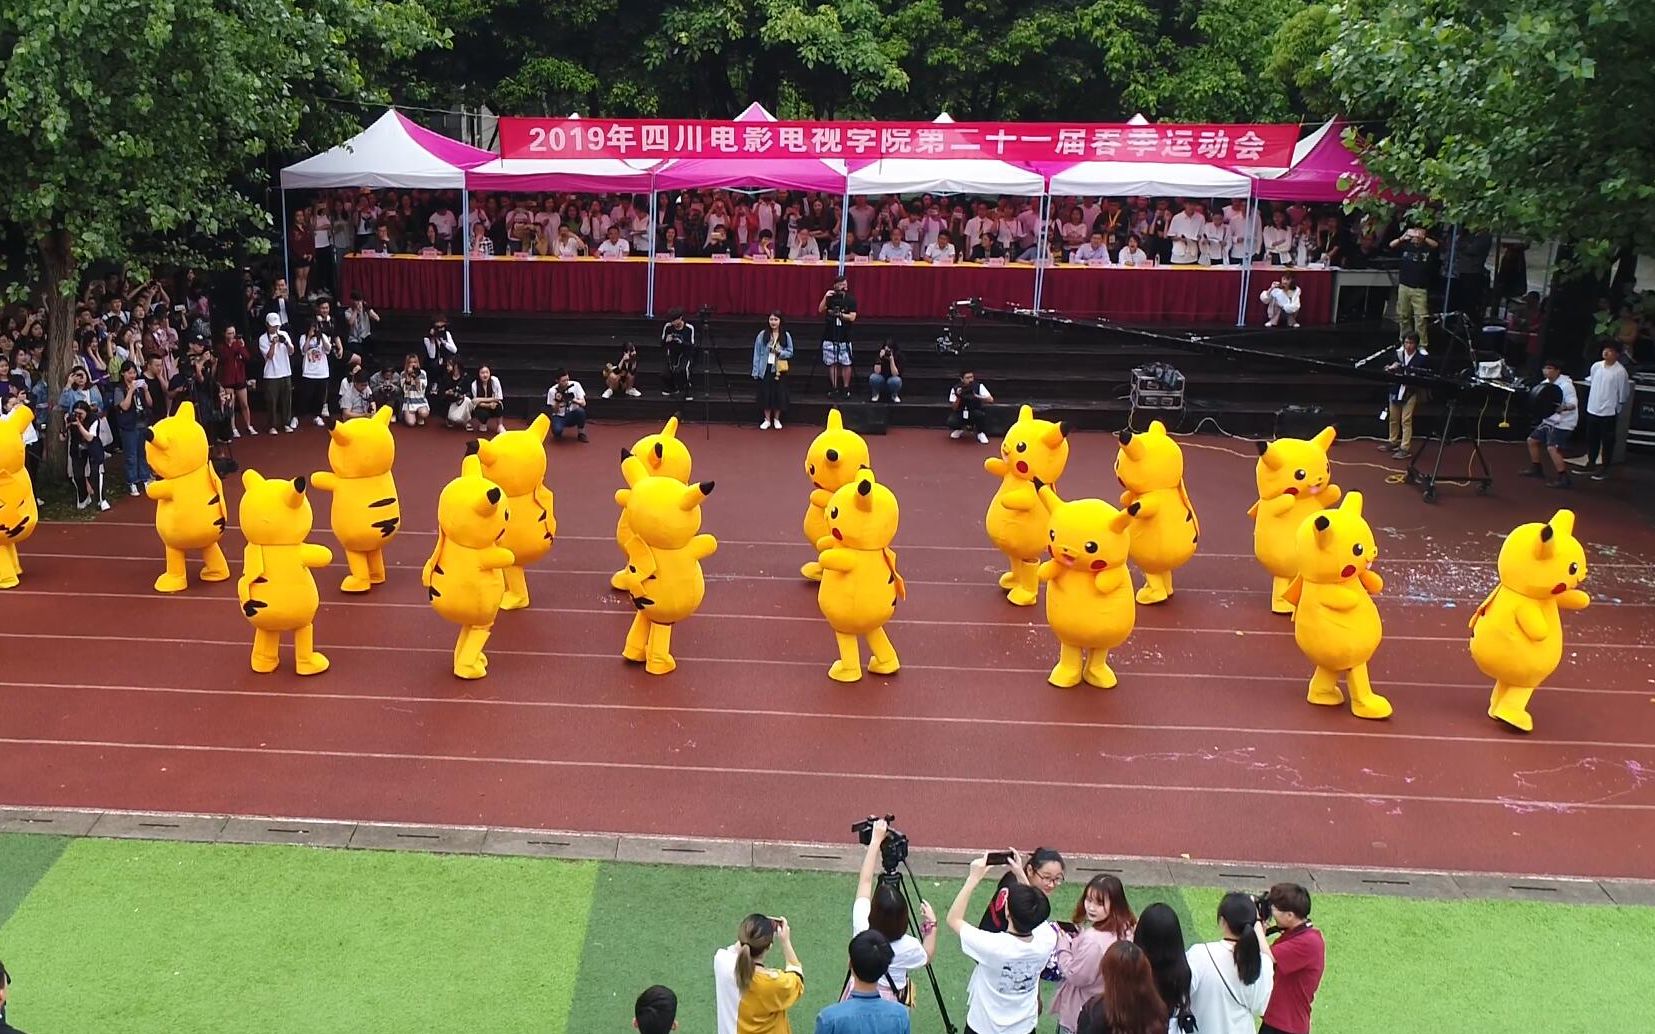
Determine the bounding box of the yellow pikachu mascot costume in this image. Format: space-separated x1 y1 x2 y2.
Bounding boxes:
310 406 400 593
816 468 905 682
477 414 557 610
236 471 333 675
611 417 693 590
0 405 38 589
143 401 231 592
1470 510 1590 733
423 446 515 680
986 405 1070 606
1249 426 1340 614
1115 420 1198 605
802 408 872 582
1283 491 1391 719
1036 487 1136 688
615 452 717 675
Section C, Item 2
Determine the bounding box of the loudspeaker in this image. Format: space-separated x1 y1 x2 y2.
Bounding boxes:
839 403 889 436
1273 404 1335 440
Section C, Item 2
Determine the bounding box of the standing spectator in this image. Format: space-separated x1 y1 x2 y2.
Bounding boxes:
635 985 677 1034
751 311 793 431
815 932 911 1034
296 321 336 427
310 204 336 293
1261 209 1294 265
422 316 458 370
216 325 256 438
659 308 698 399
946 853 1056 1034
544 369 588 441
1522 358 1578 488
141 356 169 418
1168 201 1205 265
1223 198 1259 264
1389 225 1439 343
264 276 294 329
64 400 108 511
1075 942 1169 1034
467 365 505 433
1260 272 1303 328
819 275 858 400
948 371 996 445
1582 341 1632 480
1133 904 1195 1033
713 915 804 1034
978 848 1065 932
1383 331 1429 457
869 340 902 403
1200 209 1229 266
1260 884 1324 1034
109 362 153 494
429 201 459 252
1186 894 1274 1034
289 210 315 300
1059 207 1090 257
258 312 296 434
1051 876 1137 1034
850 822 935 1005
603 342 641 399
400 354 431 427
344 292 379 362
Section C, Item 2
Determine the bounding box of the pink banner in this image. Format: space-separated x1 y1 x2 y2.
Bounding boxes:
498 119 1298 166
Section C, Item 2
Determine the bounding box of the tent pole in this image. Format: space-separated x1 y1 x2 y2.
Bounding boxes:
1035 189 1052 312
280 188 290 293
837 183 850 275
461 186 472 315
1442 224 1460 319
646 181 658 318
1236 192 1257 327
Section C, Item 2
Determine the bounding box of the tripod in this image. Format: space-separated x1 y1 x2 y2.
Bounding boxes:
844 866 958 1034
695 306 739 436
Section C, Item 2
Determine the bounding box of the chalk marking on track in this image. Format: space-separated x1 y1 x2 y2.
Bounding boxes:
4 736 1652 813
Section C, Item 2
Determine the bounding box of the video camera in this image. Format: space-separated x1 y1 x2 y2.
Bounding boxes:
851 813 909 873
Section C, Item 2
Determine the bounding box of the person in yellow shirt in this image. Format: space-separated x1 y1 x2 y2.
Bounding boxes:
714 914 805 1034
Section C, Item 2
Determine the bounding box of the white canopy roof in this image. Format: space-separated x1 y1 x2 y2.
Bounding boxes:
1049 160 1253 198
846 113 1045 196
280 109 494 190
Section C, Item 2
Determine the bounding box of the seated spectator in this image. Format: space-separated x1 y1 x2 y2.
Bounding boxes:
947 854 1055 1034
878 230 913 263
554 225 588 257
603 342 641 398
544 368 588 442
656 226 684 257
748 229 777 260
469 221 495 256
869 340 902 403
923 231 957 264
948 371 994 444
970 232 1006 263
1117 235 1153 268
338 367 375 419
467 365 505 433
714 915 803 1034
399 354 430 427
816 932 911 1034
1072 232 1112 265
706 225 740 259
432 356 468 426
368 360 403 413
634 985 677 1034
1260 272 1302 328
364 225 394 255
597 225 632 258
791 227 821 262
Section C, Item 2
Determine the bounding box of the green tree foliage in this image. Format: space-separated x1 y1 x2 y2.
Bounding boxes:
0 0 446 466
1308 0 1655 263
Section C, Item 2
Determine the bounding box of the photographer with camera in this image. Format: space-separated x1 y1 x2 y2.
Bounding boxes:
63 398 108 511
948 371 995 445
659 308 698 399
1185 893 1274 1034
869 341 902 403
713 914 804 1034
110 361 153 494
851 819 936 1005
1258 884 1323 1034
818 274 858 400
948 853 1056 1034
544 369 589 442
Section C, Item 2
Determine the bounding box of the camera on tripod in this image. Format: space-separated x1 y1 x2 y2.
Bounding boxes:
851 814 909 872
936 327 968 356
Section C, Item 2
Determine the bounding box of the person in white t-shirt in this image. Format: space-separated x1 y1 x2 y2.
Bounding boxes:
258 311 296 433
554 225 588 258
1224 198 1259 264
428 205 458 249
923 232 957 264
1200 209 1228 266
1582 341 1632 479
850 821 937 1003
947 854 1056 1034
597 226 631 258
1522 357 1580 487
1116 235 1152 268
1167 200 1206 265
1186 894 1274 1034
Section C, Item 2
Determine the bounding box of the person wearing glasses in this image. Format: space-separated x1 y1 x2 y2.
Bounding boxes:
978 848 1065 932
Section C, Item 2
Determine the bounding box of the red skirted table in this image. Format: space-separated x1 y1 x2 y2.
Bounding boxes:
340 255 1333 325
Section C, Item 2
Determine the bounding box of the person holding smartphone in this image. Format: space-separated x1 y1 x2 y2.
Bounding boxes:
948 853 1056 1034
977 847 1065 932
714 914 803 1034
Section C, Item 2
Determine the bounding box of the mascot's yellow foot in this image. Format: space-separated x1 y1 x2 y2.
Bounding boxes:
868 656 900 676
610 570 631 591
1491 703 1534 733
199 567 230 583
998 571 1018 590
801 560 824 582
644 655 677 676
499 592 530 611
829 660 863 683
1350 695 1393 720
1135 584 1170 605
0 575 18 590
1082 663 1118 689
1006 587 1038 607
296 652 330 676
622 647 646 663
250 655 280 674
1048 663 1083 688
368 570 386 585
154 573 189 593
340 575 372 593
454 662 487 680
1270 598 1295 615
1307 686 1345 707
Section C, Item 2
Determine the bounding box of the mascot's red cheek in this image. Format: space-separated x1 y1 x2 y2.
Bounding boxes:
1284 486 1300 496
1091 560 1107 571
831 528 843 541
1341 564 1356 578
1551 582 1566 595
1016 461 1029 475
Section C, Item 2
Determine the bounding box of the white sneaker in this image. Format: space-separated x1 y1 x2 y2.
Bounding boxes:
129 484 139 497
76 497 90 511
602 388 614 399
760 418 772 430
871 395 880 402
976 432 989 444
321 406 330 417
772 418 782 429
231 427 241 439
891 395 901 403
268 427 279 435
98 499 111 512
313 416 326 427
950 429 964 439
284 425 296 433
625 387 641 397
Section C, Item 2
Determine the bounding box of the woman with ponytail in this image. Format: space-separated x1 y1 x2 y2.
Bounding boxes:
1186 893 1274 1034
713 914 804 1034
1133 903 1196 1033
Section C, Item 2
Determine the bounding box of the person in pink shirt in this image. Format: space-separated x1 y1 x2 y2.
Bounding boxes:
1050 875 1137 1034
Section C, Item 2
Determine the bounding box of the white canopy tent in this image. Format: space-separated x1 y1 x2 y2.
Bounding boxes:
1048 160 1253 199
845 113 1045 196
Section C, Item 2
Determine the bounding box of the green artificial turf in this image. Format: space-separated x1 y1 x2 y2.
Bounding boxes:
1 836 1652 1033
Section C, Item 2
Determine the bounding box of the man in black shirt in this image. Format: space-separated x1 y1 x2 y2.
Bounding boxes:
1389 225 1438 344
817 274 858 400
659 308 698 399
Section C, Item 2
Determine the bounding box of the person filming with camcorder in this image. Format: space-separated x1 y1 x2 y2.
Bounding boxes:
849 817 937 1006
1258 883 1324 1034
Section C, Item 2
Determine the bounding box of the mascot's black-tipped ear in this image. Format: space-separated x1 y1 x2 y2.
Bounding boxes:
619 447 632 460
486 487 502 505
1128 501 1142 516
1314 515 1331 532
292 476 307 494
1117 428 1133 446
465 440 481 457
1254 439 1270 456
698 480 716 496
858 478 873 496
1540 524 1555 542
1057 421 1071 438
654 441 664 459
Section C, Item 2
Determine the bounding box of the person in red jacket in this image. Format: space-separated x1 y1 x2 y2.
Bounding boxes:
1260 884 1325 1034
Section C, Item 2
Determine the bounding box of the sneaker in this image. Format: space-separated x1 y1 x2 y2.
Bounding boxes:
76 497 90 511
576 431 589 442
976 431 990 444
1590 470 1609 481
773 419 782 430
129 484 140 497
871 394 880 403
98 499 111 512
1378 443 1396 452
268 427 279 436
1392 449 1410 459
625 387 641 397
1517 466 1544 478
684 393 695 401
950 429 964 439
890 395 901 403
660 390 674 397
760 418 772 430
231 427 241 439
602 388 614 399
313 416 326 427
321 406 330 418
288 418 298 430
1546 475 1572 489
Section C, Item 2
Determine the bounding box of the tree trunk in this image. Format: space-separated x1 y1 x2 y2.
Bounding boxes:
40 229 75 476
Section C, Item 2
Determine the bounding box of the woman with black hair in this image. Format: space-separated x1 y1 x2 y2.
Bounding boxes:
0 957 24 1033
850 819 936 1004
978 847 1065 932
1133 903 1196 1033
1186 893 1274 1034
63 400 107 511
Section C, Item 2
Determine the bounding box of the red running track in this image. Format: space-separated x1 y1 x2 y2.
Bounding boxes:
2 422 1652 879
